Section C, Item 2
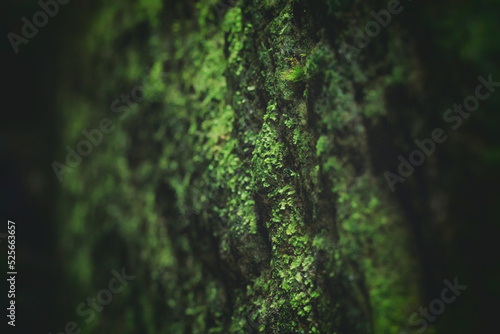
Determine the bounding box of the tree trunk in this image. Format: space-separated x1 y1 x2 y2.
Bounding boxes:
54 0 499 333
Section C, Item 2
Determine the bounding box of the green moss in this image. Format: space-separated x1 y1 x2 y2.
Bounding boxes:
55 0 426 333
315 135 328 157
281 63 305 82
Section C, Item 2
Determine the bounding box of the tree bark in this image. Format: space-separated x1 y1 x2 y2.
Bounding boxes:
55 0 499 333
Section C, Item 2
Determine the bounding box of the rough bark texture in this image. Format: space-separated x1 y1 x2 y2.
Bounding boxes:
54 0 499 333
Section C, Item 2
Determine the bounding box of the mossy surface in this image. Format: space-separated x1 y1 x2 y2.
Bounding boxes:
53 0 450 333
